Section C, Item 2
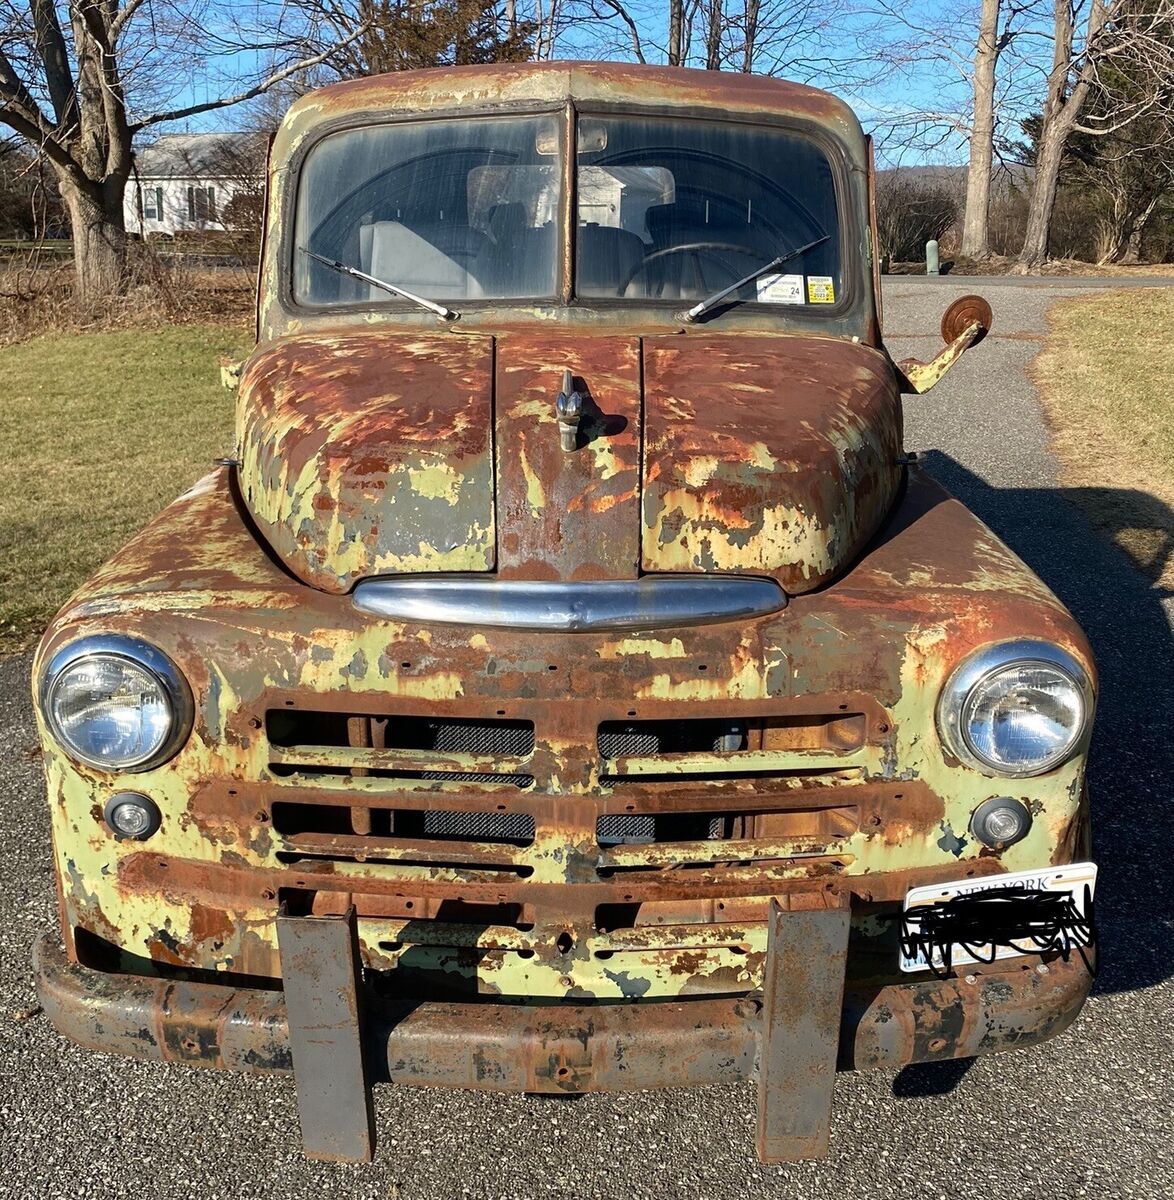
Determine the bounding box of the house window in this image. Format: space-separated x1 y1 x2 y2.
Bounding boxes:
143 187 163 220
187 186 216 222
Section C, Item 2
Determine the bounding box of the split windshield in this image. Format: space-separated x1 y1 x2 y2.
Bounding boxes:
293 111 842 309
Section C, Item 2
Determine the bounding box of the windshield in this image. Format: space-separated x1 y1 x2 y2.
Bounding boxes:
294 115 561 305
575 115 841 307
292 112 843 311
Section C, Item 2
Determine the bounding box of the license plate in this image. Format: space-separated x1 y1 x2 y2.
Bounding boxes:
898 861 1097 974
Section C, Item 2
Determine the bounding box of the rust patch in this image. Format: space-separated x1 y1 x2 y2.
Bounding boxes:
494 334 642 580
641 334 901 593
238 331 496 590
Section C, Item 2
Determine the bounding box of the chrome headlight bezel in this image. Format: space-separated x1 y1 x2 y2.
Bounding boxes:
937 640 1094 778
39 634 193 772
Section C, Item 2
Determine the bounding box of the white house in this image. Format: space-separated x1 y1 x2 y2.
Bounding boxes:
125 132 263 237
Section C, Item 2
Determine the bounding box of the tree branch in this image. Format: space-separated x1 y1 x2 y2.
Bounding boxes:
131 31 368 130
74 0 133 177
0 90 84 181
109 0 147 41
28 0 79 129
592 0 646 62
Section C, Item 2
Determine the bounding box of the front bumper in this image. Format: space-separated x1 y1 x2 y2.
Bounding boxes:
35 913 1094 1160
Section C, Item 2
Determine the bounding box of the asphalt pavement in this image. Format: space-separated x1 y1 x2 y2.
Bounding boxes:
2 278 1173 1200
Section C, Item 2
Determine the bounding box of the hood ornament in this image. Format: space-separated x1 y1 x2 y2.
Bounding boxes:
554 368 582 452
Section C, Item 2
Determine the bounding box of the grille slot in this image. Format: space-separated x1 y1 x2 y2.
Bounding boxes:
422 809 534 843
266 710 535 787
599 719 747 758
597 812 728 846
596 805 857 847
598 713 870 785
598 713 868 760
269 710 534 755
273 802 535 846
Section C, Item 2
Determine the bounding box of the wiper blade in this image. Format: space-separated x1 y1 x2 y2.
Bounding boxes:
678 234 831 324
300 247 459 321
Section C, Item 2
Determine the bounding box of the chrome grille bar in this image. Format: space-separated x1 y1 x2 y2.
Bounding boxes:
352 575 786 631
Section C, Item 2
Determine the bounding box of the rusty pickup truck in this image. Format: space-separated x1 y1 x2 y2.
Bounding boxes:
32 62 1097 1164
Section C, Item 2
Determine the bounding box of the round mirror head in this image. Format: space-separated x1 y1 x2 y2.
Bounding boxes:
941 294 993 345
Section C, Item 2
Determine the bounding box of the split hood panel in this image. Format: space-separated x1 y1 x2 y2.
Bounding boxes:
238 333 497 591
238 331 901 595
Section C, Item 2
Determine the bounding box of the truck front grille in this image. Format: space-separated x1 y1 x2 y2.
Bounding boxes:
255 700 880 896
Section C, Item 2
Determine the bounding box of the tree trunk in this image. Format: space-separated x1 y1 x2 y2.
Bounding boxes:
960 0 1000 259
669 0 683 65
1018 116 1070 267
1101 192 1160 264
705 0 723 68
1016 0 1109 271
1120 225 1144 264
1095 184 1131 263
742 0 761 71
60 175 129 307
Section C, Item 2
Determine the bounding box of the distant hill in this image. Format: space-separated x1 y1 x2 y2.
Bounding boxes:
879 163 1033 192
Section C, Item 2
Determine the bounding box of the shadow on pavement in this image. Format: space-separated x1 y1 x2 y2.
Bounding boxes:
921 450 1174 1000
891 1057 973 1098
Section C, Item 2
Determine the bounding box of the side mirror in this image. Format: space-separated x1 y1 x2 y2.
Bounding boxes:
895 295 993 395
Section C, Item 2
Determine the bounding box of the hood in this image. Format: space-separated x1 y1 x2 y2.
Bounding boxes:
238 332 497 592
237 331 900 596
640 334 901 592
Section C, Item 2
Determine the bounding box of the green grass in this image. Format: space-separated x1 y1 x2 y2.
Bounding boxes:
0 325 252 652
1033 287 1174 588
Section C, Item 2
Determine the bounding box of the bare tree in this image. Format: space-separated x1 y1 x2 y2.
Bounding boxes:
0 137 62 238
584 0 647 60
856 1 1042 176
703 0 724 68
1018 0 1114 266
0 0 360 305
1017 0 1174 268
669 0 684 63
560 0 859 78
1070 96 1174 262
960 0 1003 256
741 0 761 70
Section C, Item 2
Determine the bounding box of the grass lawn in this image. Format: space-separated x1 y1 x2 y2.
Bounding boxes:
1032 287 1174 590
0 324 252 653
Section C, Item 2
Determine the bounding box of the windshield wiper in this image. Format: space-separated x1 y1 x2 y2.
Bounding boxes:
677 234 831 324
300 247 459 321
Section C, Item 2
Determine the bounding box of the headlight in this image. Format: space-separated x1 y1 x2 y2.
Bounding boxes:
40 635 193 771
937 640 1093 777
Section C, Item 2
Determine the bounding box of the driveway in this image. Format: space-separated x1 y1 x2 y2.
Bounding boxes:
2 280 1172 1200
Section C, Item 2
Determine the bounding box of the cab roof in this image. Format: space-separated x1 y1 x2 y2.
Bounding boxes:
274 61 866 159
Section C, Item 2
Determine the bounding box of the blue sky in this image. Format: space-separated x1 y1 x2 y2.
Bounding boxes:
156 3 990 168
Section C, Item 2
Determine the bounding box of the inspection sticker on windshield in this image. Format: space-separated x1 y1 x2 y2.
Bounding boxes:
756 272 804 305
898 861 1097 974
807 276 836 304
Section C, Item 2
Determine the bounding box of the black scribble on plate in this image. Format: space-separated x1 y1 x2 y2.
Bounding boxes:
900 884 1096 979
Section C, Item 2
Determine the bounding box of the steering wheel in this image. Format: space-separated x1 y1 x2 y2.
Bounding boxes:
621 241 756 298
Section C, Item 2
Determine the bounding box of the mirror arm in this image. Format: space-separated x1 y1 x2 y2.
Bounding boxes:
895 292 993 395
895 320 984 395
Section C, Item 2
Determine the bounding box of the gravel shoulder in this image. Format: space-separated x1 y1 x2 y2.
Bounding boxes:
2 280 1173 1200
